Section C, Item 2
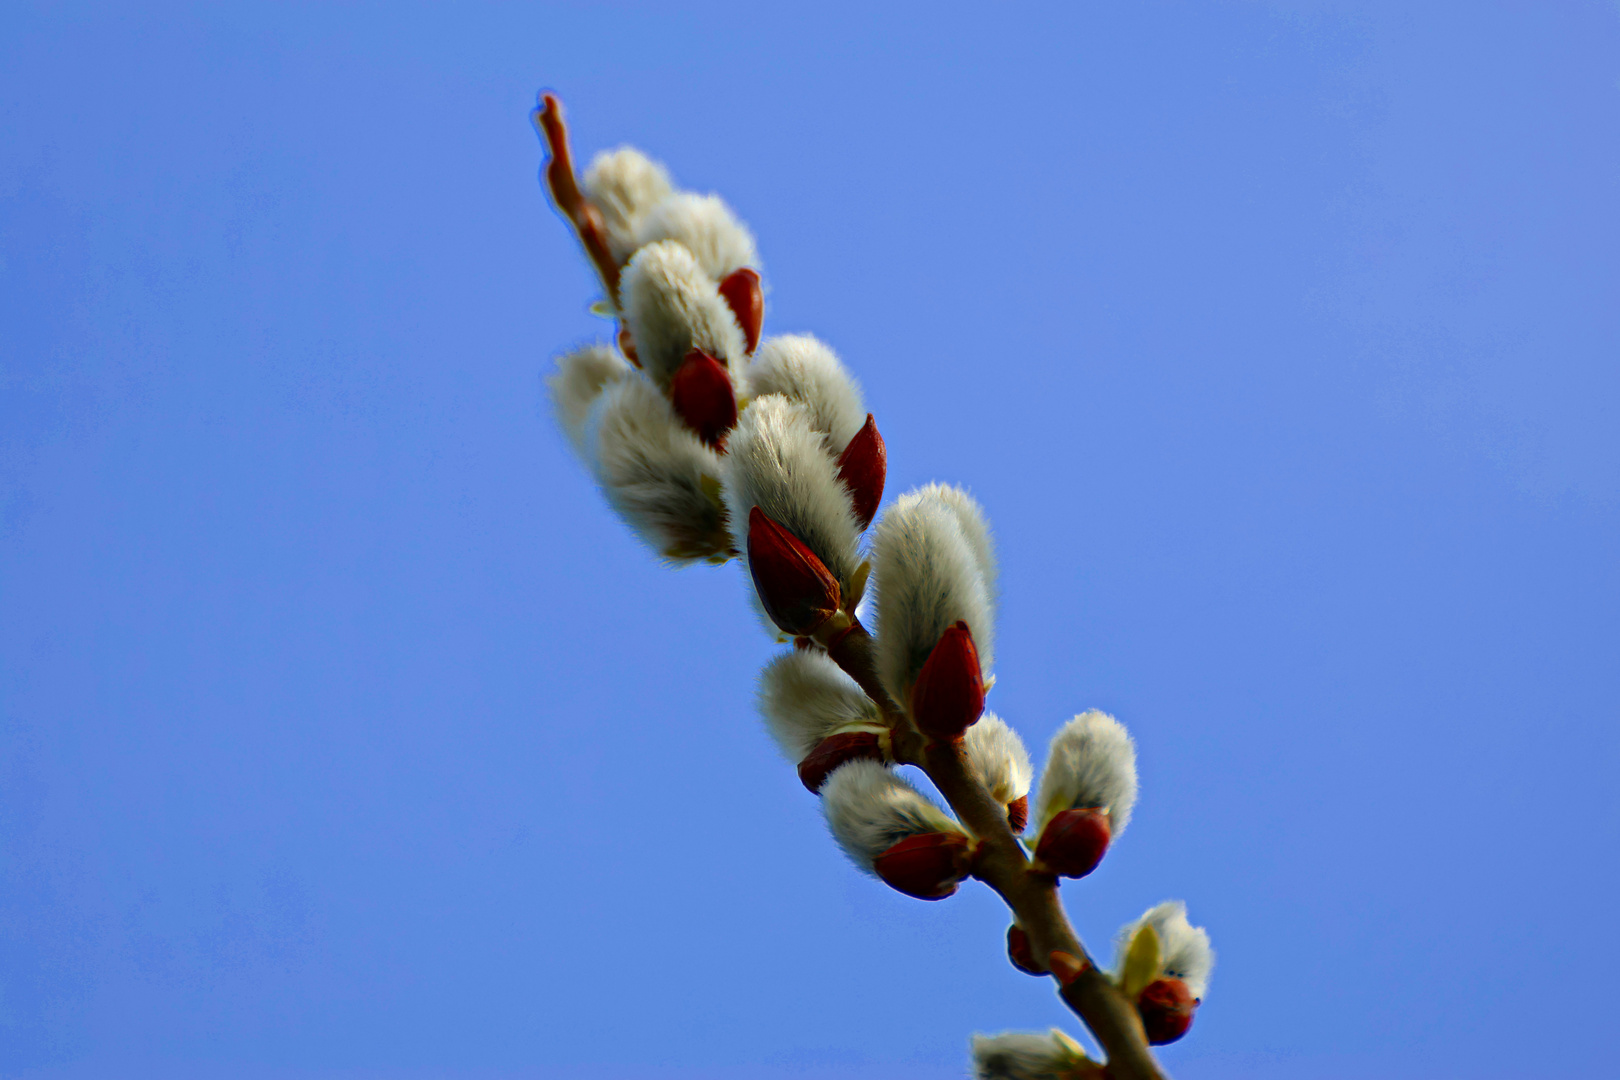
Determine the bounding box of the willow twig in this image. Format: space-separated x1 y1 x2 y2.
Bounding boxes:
532 92 623 309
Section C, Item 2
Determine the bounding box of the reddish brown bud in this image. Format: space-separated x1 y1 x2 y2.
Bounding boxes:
1048 949 1091 987
717 267 763 353
1137 977 1197 1045
747 507 842 636
1006 924 1047 975
797 730 885 793
909 620 985 740
1006 794 1030 833
1033 807 1112 878
670 348 738 449
872 831 973 900
835 414 886 530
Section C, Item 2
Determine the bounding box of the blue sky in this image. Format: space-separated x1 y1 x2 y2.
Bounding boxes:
2 3 1616 1078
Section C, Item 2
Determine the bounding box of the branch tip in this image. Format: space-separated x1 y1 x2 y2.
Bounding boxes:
532 91 621 306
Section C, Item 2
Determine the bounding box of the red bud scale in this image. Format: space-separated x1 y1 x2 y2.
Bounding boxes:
1006 924 1047 976
835 414 886 530
871 832 973 900
909 620 985 741
717 268 763 354
746 507 842 636
1033 807 1112 879
1137 977 1198 1045
797 730 885 793
670 348 738 449
1006 794 1029 833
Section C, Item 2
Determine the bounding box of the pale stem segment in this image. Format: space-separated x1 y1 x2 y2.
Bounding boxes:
818 621 1168 1080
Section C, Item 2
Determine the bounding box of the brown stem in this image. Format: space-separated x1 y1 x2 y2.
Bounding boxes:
819 619 923 764
533 93 623 309
821 626 1166 1080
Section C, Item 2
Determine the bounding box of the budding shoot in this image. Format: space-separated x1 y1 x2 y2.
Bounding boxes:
1113 901 1214 1046
821 760 970 901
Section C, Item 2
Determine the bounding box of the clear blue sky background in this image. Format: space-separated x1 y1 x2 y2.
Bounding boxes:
3 3 1616 1078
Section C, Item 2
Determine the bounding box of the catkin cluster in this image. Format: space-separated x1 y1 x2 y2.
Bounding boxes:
535 95 1212 1078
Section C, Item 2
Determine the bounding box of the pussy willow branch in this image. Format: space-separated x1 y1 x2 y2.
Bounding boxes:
538 94 1168 1080
825 623 1167 1080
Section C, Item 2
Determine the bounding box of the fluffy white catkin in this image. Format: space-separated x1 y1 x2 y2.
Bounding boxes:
634 191 758 283
964 713 1032 807
757 649 881 761
971 1031 1094 1080
1118 901 1215 999
821 759 961 872
1033 711 1139 836
870 485 996 707
620 241 747 389
746 334 866 451
722 395 863 588
586 374 729 563
910 481 996 603
582 147 674 267
549 343 633 456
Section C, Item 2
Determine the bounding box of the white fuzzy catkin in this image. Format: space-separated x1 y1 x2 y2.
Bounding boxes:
634 191 759 283
971 1030 1095 1080
757 649 882 761
1033 711 1138 836
620 241 747 389
870 485 996 708
746 335 866 451
964 713 1032 808
582 147 675 267
1116 901 1214 999
821 759 962 873
911 481 996 603
723 395 863 589
549 343 634 456
586 374 729 564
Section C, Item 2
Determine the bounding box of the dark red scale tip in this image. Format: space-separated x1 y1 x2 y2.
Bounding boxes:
836 415 886 530
1033 807 1112 879
1006 924 1047 975
797 730 885 793
1137 978 1198 1045
670 348 738 449
717 268 763 354
872 832 973 900
909 620 985 741
746 507 842 637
